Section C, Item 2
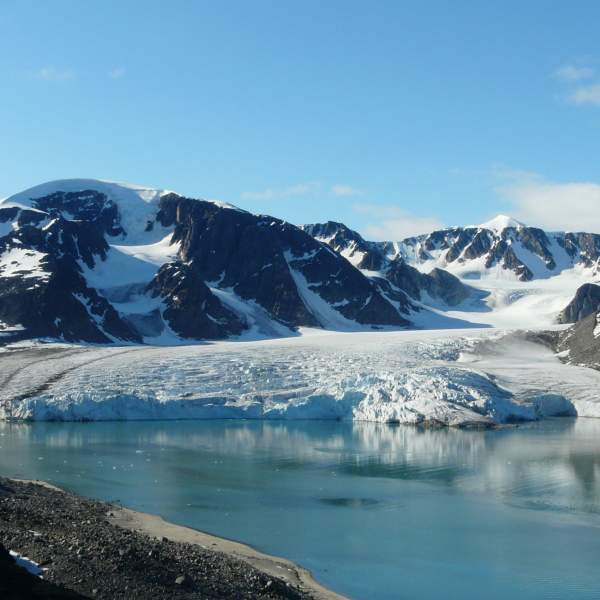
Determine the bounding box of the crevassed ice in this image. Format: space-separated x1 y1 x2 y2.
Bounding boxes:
3 330 596 425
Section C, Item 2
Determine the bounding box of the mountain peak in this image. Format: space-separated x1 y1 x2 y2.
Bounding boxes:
4 178 175 208
2 178 180 244
478 214 525 232
2 178 246 215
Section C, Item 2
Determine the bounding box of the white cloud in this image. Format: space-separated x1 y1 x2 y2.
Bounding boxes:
31 67 75 81
554 64 594 82
497 170 600 233
331 184 362 197
353 203 444 241
108 67 126 79
568 84 600 106
241 181 321 201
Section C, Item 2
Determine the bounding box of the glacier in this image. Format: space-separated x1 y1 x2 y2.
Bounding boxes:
1 329 598 425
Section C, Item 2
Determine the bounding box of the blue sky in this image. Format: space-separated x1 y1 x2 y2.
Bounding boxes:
2 0 600 237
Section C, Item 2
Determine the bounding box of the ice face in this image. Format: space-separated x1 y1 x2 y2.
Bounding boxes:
1 329 597 425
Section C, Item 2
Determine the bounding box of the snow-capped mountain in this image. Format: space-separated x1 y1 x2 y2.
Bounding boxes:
396 214 600 281
301 221 475 308
0 179 421 344
303 217 600 330
2 179 600 345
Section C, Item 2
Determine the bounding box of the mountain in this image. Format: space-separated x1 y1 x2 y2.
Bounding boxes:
0 179 418 344
2 180 600 345
303 216 600 330
551 283 600 371
395 214 600 282
556 310 600 371
301 221 474 308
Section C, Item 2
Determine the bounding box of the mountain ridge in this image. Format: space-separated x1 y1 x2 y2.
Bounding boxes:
1 180 416 343
2 179 599 344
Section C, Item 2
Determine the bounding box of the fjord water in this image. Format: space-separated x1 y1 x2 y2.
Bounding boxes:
1 419 600 599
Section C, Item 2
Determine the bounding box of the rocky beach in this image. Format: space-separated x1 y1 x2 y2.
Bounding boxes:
0 478 340 600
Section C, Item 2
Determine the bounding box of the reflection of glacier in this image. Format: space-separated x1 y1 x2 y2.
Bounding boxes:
2 419 600 516
2 330 600 425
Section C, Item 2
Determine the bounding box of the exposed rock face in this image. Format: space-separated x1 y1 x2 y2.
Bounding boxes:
5 182 597 346
557 284 600 324
423 268 472 306
0 200 141 344
562 232 600 268
551 284 600 370
157 197 408 328
303 221 472 308
0 181 414 344
157 197 320 328
147 261 245 339
556 312 600 371
398 221 600 281
32 190 125 237
301 221 385 271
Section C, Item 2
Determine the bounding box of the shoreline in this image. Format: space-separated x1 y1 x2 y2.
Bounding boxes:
109 505 345 600
1 478 347 600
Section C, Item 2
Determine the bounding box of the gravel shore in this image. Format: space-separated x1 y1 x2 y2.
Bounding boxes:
0 478 341 600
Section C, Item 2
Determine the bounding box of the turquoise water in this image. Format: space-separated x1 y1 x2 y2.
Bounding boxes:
1 418 600 599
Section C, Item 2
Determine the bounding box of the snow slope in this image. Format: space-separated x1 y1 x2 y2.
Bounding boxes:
0 247 49 280
428 270 599 329
475 214 525 232
392 215 600 329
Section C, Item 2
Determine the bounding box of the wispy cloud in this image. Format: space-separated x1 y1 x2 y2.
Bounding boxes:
567 84 600 106
31 67 75 81
554 64 594 82
241 181 321 201
496 168 600 233
331 184 363 197
553 62 600 107
108 67 126 79
353 203 444 241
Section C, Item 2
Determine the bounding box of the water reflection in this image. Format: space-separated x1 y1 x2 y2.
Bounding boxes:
1 418 600 517
2 419 600 599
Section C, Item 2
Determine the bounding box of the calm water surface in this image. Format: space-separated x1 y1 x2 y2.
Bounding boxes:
1 418 600 600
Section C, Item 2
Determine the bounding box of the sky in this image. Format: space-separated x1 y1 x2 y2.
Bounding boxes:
2 0 600 238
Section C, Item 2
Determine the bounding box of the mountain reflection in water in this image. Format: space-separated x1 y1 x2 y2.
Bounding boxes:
1 418 600 600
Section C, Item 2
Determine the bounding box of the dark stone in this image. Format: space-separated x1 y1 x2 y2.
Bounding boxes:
0 195 141 344
304 222 473 309
556 311 600 371
147 261 245 339
32 190 124 237
557 283 600 324
0 477 310 599
399 221 600 283
0 542 13 562
157 197 407 328
424 268 471 306
0 541 86 599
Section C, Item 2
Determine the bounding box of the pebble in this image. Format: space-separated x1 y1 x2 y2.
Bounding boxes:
0 477 308 599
